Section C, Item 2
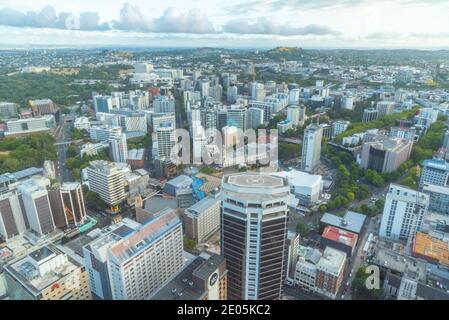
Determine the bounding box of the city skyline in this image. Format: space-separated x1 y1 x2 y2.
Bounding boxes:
0 0 448 49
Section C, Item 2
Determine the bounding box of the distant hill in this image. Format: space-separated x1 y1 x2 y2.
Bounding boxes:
265 47 304 60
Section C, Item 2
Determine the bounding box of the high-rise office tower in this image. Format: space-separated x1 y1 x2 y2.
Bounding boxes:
93 95 114 114
226 105 247 131
153 96 175 114
379 184 429 242
109 133 128 163
362 108 378 123
288 89 300 105
419 157 449 190
287 105 300 126
217 109 228 131
156 122 176 159
60 182 87 227
221 173 290 300
201 79 210 98
152 113 175 133
246 107 264 130
17 179 55 237
86 160 126 210
83 210 183 300
0 191 27 240
227 85 238 104
300 124 323 173
376 101 395 118
250 82 266 102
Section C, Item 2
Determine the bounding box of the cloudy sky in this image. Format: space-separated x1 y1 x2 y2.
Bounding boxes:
0 0 448 49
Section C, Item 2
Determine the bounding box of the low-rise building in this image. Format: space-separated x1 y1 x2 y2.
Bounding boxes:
272 170 323 206
320 211 366 235
315 247 347 299
126 148 146 169
320 226 358 258
4 245 91 300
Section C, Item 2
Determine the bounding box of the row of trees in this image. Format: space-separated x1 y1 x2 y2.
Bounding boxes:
334 107 420 142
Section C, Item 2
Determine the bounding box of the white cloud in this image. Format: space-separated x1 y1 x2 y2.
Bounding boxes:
223 17 339 36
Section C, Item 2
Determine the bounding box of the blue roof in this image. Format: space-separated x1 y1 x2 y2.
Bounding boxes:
423 158 449 171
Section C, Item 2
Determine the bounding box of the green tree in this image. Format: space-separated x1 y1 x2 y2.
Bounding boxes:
183 236 197 251
296 221 309 236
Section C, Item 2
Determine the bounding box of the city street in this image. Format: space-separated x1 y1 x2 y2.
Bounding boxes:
341 215 380 300
55 112 75 183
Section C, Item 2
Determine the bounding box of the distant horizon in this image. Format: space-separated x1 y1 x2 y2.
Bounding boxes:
2 44 449 52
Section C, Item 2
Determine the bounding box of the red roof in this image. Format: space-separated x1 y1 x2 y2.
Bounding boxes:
322 226 358 248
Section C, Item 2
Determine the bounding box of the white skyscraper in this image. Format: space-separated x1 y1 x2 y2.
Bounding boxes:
288 89 300 105
221 173 290 300
156 122 176 159
341 95 354 110
251 82 266 102
86 160 126 208
153 96 175 114
226 105 247 131
201 79 210 98
227 85 238 103
83 211 183 300
301 124 323 173
109 133 128 163
379 184 429 242
287 105 300 126
246 107 264 130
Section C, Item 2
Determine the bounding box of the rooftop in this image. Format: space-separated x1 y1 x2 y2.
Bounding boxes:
166 175 193 188
226 173 285 188
185 191 221 217
4 245 80 295
150 252 225 300
320 210 366 234
322 226 358 248
412 232 449 267
110 210 181 264
317 247 346 276
272 170 322 188
127 148 145 160
422 158 449 171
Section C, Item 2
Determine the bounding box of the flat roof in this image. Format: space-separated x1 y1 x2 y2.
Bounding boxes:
186 192 221 217
150 252 225 300
166 175 193 188
320 211 366 234
272 170 322 188
317 247 346 275
322 226 358 248
413 232 449 267
226 173 285 188
110 210 181 264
